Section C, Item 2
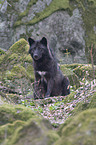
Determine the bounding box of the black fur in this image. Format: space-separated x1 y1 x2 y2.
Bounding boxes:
28 37 70 99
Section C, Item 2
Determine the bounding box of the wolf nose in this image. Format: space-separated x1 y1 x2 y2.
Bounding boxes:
34 54 38 60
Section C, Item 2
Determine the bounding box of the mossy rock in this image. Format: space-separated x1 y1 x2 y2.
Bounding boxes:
73 64 96 79
9 38 29 54
0 104 38 144
63 64 84 70
5 119 59 145
65 64 96 80
62 92 76 104
0 104 37 126
0 91 24 104
0 104 59 145
0 55 5 65
71 92 96 116
60 65 80 88
55 109 96 145
10 65 30 79
0 39 34 95
26 64 35 80
0 49 6 55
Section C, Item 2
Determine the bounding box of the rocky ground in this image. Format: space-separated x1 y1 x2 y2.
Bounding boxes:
22 79 96 125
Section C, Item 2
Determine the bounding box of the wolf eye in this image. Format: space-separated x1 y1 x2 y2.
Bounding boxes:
31 47 35 51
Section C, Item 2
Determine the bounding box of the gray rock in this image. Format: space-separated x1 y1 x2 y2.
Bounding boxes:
0 0 87 63
22 0 52 23
0 0 7 13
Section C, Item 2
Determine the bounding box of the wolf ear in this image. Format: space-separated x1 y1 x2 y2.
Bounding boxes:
28 38 35 46
40 37 47 47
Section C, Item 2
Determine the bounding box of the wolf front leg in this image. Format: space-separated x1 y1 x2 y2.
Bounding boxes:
45 78 54 98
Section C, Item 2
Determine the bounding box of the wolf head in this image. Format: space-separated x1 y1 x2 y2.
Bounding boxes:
28 37 49 61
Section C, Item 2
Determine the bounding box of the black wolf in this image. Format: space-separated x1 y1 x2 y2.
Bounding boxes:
28 37 70 99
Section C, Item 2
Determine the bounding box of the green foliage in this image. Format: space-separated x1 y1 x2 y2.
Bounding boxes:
34 106 43 113
21 99 35 107
49 105 58 111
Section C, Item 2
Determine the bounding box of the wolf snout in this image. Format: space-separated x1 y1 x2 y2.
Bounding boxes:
33 54 39 60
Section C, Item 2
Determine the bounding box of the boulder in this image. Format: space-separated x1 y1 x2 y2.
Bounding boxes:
55 108 96 145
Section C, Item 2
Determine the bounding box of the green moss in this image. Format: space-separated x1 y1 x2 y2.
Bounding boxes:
18 0 38 18
0 52 19 68
3 93 23 104
63 92 77 104
3 118 59 145
0 55 5 65
73 64 96 79
5 65 25 79
63 64 84 69
60 65 80 88
0 49 5 55
19 54 32 63
0 120 25 145
9 39 29 54
71 93 96 116
0 104 39 144
55 109 96 145
9 65 30 79
0 39 34 96
14 0 71 27
8 53 18 61
47 131 60 145
0 104 37 126
27 0 71 25
5 70 16 80
26 64 35 80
